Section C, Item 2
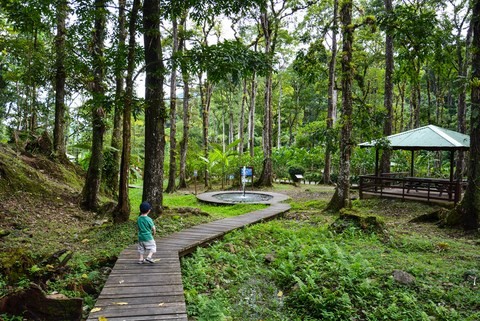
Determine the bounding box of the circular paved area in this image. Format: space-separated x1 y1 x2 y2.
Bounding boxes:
197 191 290 205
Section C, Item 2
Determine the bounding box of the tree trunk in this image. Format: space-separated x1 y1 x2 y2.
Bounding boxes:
426 71 432 124
277 77 282 148
238 78 247 155
142 0 166 218
398 82 405 131
229 102 234 145
53 0 67 158
165 17 179 193
112 0 140 223
323 0 338 185
178 15 190 189
413 62 421 128
256 9 274 187
449 0 480 230
380 0 394 175
28 29 38 134
326 0 354 211
109 0 127 197
200 75 213 187
248 72 257 158
456 25 472 179
81 0 107 211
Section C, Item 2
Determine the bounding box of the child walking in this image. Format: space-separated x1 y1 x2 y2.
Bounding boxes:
137 201 156 264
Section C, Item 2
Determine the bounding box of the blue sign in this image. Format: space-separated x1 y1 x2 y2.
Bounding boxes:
241 167 253 177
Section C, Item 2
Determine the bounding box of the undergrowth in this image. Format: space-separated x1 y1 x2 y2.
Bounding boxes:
0 187 263 320
181 199 480 321
1 179 479 321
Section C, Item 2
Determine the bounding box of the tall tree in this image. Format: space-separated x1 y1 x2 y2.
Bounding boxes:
53 0 68 158
326 0 354 211
165 16 179 193
199 74 214 187
239 78 247 154
449 0 480 230
248 71 257 158
248 43 259 158
380 0 394 174
178 14 191 189
324 0 339 184
109 0 127 196
255 3 276 187
113 0 140 223
277 74 283 148
255 0 304 187
81 0 107 211
142 0 167 218
451 0 472 179
198 22 215 188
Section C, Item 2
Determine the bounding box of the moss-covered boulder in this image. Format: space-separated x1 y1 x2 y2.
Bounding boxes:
329 209 387 235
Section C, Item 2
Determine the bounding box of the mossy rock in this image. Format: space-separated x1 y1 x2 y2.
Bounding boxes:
0 247 37 283
330 209 387 235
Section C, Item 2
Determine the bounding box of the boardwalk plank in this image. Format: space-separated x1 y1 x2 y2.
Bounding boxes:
104 273 183 286
88 301 186 317
99 284 184 296
87 313 187 321
93 294 186 307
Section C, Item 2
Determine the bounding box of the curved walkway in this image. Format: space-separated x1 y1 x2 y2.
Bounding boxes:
87 195 290 321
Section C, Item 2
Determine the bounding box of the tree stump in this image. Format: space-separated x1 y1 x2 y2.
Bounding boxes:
0 283 83 321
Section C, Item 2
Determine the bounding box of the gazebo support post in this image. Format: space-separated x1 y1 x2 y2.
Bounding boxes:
410 150 415 177
449 150 455 200
449 150 454 182
375 148 379 192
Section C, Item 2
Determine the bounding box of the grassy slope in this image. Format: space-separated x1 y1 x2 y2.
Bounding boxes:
0 145 478 321
0 144 265 319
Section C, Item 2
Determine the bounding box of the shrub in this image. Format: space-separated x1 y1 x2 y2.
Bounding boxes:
288 166 305 183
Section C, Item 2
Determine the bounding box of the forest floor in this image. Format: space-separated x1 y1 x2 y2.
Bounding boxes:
0 141 474 258
0 143 479 320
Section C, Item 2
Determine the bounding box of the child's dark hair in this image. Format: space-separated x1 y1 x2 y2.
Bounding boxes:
140 201 152 214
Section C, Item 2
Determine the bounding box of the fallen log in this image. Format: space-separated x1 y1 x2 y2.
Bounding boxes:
0 283 83 321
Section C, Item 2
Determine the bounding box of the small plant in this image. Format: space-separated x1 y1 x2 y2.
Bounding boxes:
0 313 25 321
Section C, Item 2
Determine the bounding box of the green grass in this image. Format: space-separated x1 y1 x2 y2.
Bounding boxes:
0 186 265 319
3 183 478 321
181 199 480 321
128 187 266 220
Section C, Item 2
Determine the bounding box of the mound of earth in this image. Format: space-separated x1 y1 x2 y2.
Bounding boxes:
0 143 106 319
0 144 91 235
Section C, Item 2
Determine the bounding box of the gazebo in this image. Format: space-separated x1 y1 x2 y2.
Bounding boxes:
358 125 470 204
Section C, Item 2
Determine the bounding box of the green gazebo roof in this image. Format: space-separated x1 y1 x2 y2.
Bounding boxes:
359 125 470 151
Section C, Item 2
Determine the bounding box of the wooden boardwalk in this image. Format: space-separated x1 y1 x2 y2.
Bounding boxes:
87 202 290 321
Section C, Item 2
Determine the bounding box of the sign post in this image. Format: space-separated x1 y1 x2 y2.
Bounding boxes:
193 170 198 195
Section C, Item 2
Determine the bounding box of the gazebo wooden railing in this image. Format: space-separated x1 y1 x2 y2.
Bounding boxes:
358 125 470 205
359 174 466 204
